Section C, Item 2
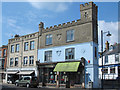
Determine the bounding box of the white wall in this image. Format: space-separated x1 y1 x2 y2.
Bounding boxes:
38 41 99 88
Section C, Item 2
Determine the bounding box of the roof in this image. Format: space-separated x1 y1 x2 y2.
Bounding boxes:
103 43 120 56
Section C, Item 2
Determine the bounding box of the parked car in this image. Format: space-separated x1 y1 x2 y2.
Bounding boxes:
15 76 39 88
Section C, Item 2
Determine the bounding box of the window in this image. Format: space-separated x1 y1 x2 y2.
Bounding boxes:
24 77 30 80
102 68 108 74
115 54 119 62
46 34 52 45
95 47 97 59
65 48 75 60
105 56 108 63
11 45 14 53
10 58 13 67
23 56 28 65
29 56 34 65
30 41 34 50
3 49 6 56
45 51 52 62
0 50 1 57
110 67 115 74
16 44 19 52
66 30 74 42
15 57 18 66
24 42 28 51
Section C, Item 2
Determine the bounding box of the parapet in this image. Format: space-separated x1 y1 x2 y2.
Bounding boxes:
41 18 89 33
80 2 97 11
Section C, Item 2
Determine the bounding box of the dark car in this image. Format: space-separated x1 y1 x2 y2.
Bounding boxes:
15 76 39 88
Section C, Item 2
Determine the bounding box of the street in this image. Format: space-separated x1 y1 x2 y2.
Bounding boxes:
0 83 118 90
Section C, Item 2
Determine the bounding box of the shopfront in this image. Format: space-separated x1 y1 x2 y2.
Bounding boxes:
37 61 85 88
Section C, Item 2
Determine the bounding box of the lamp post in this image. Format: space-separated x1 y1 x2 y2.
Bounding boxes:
101 30 111 89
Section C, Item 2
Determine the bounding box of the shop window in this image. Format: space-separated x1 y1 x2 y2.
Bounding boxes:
15 44 19 52
115 54 119 62
105 56 108 63
103 68 108 74
10 58 14 67
3 49 6 56
30 41 34 50
65 48 75 60
23 56 28 65
11 45 14 53
46 34 52 45
24 42 28 51
45 51 52 62
66 30 74 42
110 67 115 74
29 56 34 65
15 57 18 66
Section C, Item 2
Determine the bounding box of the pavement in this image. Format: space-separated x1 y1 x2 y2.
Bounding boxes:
1 83 120 90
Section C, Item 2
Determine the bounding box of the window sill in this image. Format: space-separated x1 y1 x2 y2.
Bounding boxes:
24 50 29 51
66 40 75 43
15 51 19 53
30 49 35 51
45 44 52 46
29 64 34 66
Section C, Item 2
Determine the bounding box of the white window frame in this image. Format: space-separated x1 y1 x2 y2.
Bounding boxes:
16 44 19 52
15 57 18 66
45 51 52 62
29 56 34 65
46 34 52 45
11 45 14 53
24 42 29 51
65 48 75 60
30 41 34 50
10 58 14 67
23 56 28 65
66 30 74 42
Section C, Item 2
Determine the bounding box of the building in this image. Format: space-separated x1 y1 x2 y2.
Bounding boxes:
0 45 8 83
99 41 120 80
37 2 99 88
6 33 38 83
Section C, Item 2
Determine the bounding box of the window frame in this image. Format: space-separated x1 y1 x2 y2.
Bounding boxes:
65 48 75 60
44 51 52 62
15 57 18 66
11 45 14 53
115 54 119 62
29 56 34 65
30 41 34 50
23 56 28 66
15 44 19 52
66 30 74 42
24 42 29 51
10 58 14 67
110 67 115 74
3 49 6 56
45 34 52 45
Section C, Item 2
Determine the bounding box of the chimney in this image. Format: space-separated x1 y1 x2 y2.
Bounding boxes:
39 22 44 36
105 41 109 50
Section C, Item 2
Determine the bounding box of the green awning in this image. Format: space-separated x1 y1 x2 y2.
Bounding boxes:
53 62 80 72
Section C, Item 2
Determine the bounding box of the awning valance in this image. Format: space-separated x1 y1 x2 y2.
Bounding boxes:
17 71 34 75
53 62 80 72
5 71 18 74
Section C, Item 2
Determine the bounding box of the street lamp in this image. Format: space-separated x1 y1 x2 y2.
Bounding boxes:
101 30 111 89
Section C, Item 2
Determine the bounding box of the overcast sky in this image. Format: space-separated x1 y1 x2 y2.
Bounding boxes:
1 1 119 51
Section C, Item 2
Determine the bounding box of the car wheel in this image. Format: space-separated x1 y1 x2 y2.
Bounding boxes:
26 83 30 88
15 83 18 86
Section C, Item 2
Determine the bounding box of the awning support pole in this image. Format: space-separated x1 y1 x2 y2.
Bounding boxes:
56 71 59 88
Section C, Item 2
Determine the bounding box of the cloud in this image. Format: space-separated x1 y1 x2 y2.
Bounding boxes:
98 20 118 51
6 18 35 38
27 1 69 12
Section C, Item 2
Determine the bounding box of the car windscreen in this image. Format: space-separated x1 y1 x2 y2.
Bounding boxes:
24 77 30 80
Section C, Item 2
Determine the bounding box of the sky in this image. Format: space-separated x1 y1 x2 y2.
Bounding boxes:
1 1 119 51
